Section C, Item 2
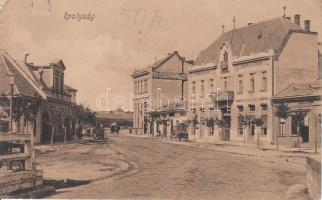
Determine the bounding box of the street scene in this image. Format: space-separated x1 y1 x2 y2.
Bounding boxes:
0 0 321 199
35 132 308 199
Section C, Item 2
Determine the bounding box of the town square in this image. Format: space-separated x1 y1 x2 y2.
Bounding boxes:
0 0 321 199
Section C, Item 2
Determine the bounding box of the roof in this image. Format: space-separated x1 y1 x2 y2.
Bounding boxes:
132 51 193 76
0 50 47 99
64 84 77 92
195 17 304 65
50 59 66 69
274 79 322 99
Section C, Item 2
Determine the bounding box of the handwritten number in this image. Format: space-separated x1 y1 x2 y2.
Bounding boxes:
134 9 147 26
120 8 131 25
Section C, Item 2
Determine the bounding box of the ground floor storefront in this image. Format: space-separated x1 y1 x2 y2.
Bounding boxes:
0 97 78 144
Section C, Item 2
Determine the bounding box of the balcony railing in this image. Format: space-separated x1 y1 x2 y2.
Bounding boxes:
209 90 234 102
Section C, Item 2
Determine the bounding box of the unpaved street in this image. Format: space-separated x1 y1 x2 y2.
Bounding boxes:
39 135 307 200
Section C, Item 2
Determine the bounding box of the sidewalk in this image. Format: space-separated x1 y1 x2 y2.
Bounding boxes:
123 132 319 164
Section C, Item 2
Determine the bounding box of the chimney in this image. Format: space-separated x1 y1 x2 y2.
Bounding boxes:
304 20 311 31
24 53 30 64
294 14 301 26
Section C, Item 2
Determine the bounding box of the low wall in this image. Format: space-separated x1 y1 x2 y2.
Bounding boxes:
306 156 321 200
0 170 43 195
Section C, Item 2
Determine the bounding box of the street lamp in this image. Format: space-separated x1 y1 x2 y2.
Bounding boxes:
8 72 15 132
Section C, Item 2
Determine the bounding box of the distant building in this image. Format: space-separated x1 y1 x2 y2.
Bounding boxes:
131 51 194 136
0 50 77 143
96 109 133 128
189 15 319 145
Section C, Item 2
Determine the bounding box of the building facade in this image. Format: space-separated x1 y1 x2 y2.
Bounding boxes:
132 51 193 136
0 50 78 143
188 15 319 145
272 79 321 148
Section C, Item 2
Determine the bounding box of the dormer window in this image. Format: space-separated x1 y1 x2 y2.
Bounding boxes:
53 69 64 93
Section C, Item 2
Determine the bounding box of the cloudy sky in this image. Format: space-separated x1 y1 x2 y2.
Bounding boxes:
0 0 321 110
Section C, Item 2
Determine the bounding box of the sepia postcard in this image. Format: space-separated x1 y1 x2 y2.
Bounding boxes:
0 0 321 199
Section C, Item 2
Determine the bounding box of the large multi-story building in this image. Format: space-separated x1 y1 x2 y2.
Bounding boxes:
132 51 193 136
188 15 320 145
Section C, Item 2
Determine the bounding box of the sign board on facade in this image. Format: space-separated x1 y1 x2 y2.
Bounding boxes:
153 71 187 80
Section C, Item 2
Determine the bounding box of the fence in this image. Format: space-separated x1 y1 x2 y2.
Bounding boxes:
0 132 43 195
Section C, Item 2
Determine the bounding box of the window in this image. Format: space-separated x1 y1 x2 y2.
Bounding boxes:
141 81 143 94
192 81 196 99
144 80 147 93
54 71 59 92
261 71 267 91
249 105 255 112
144 102 148 111
279 119 285 135
223 77 228 91
201 80 205 98
60 73 64 93
223 51 228 62
251 124 255 136
238 127 243 136
237 106 244 112
261 104 268 111
249 73 255 92
238 75 243 93
209 79 214 92
238 116 244 136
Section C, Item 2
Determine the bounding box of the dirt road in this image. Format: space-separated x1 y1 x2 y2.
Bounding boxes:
41 135 307 199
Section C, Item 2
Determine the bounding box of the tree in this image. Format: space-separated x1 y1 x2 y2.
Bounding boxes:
274 102 290 150
253 117 264 148
191 115 198 143
205 117 215 135
237 114 255 145
0 95 42 134
214 116 229 141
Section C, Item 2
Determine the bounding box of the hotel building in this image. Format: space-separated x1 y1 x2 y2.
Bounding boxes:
188 15 320 145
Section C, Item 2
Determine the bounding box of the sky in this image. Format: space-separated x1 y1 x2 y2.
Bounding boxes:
0 0 321 110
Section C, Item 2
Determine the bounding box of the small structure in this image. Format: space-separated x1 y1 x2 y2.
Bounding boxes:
272 79 322 149
96 109 133 129
306 155 321 200
0 132 43 195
